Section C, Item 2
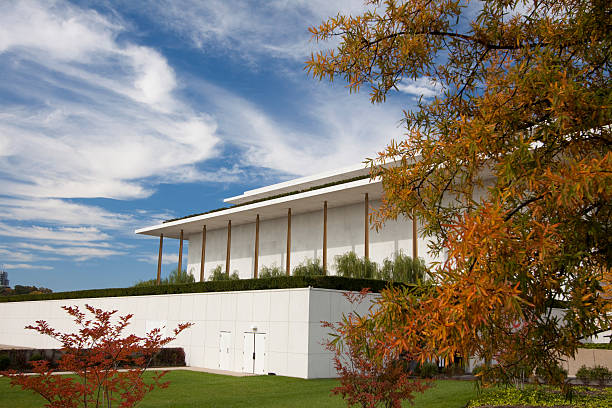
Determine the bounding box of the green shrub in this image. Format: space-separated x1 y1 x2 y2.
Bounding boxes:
579 342 612 350
133 268 194 287
442 362 465 376
380 252 427 283
418 361 439 378
208 266 239 281
0 354 10 370
258 264 284 278
589 365 612 384
576 365 591 384
292 258 324 277
0 276 414 303
576 365 612 384
535 363 568 384
150 347 186 367
335 251 379 279
468 385 612 408
29 353 43 362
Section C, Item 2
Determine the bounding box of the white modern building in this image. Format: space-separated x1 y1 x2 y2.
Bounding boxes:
0 164 441 379
136 163 436 282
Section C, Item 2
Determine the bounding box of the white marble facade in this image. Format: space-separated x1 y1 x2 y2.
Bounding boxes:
0 288 375 378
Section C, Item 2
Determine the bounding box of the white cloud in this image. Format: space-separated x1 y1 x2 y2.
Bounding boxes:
0 198 133 229
396 77 442 98
0 248 36 262
192 80 405 176
2 263 54 270
133 0 370 61
0 222 109 242
0 0 220 200
17 242 125 261
137 252 180 266
0 0 118 60
0 0 178 111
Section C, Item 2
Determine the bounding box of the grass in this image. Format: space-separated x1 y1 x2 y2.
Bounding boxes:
0 370 477 407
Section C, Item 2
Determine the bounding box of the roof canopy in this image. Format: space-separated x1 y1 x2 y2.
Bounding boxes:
135 177 383 239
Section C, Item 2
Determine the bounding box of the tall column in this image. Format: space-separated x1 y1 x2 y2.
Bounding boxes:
323 201 327 274
254 214 260 279
286 208 291 276
412 209 418 260
178 229 184 276
200 225 206 282
364 193 369 260
226 220 232 276
157 234 163 285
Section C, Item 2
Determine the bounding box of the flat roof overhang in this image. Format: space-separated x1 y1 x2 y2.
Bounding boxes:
224 163 371 205
135 178 384 239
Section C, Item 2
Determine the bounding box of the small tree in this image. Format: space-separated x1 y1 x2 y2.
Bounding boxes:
324 289 432 408
335 251 379 279
380 253 427 283
208 265 239 281
292 258 325 277
133 268 193 287
258 264 284 278
1 304 192 408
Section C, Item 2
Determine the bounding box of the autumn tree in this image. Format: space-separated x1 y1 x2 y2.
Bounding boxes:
1 304 192 407
324 289 432 408
307 0 611 397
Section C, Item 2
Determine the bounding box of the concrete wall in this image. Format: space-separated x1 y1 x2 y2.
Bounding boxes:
0 288 376 379
561 348 612 377
187 199 436 281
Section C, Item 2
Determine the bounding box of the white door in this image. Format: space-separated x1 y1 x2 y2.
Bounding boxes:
242 332 266 374
219 331 232 370
243 333 255 373
254 333 266 374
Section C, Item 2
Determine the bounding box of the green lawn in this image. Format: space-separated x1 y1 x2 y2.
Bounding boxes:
0 370 477 407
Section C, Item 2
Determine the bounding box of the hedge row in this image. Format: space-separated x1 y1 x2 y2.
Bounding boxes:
0 276 413 303
579 342 612 350
0 348 186 371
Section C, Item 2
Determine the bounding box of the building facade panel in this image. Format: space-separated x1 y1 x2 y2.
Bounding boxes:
186 199 436 280
0 288 378 378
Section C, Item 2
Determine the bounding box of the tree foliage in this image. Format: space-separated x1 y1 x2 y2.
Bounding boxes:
307 0 611 399
1 304 192 407
323 289 432 408
1 285 53 296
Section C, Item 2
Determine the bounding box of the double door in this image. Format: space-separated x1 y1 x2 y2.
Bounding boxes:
243 332 266 374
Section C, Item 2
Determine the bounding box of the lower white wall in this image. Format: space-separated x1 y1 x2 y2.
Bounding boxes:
0 288 377 379
307 288 376 378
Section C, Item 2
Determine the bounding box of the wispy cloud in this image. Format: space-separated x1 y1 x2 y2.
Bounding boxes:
0 248 37 262
190 79 405 176
17 242 125 261
137 252 179 266
0 198 133 229
0 222 109 242
396 77 442 99
2 263 54 270
0 0 220 200
131 0 370 61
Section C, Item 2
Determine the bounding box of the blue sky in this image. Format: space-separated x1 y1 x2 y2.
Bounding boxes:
0 0 437 291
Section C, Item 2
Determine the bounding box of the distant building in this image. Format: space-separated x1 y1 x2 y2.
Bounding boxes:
0 270 8 288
